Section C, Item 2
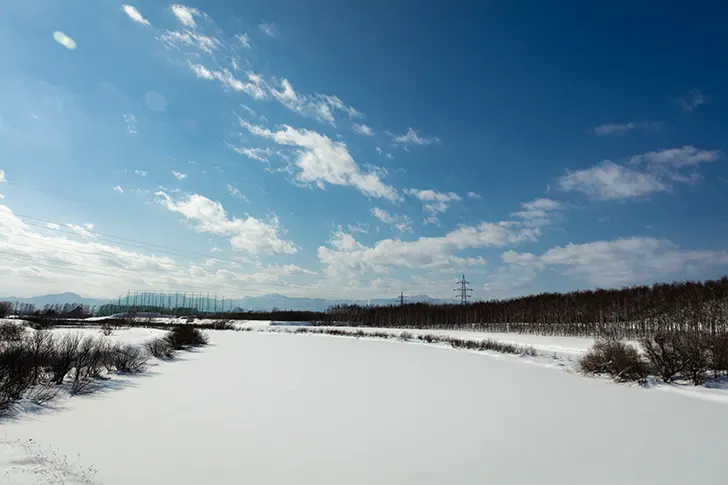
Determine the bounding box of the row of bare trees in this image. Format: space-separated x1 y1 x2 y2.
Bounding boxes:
324 277 728 338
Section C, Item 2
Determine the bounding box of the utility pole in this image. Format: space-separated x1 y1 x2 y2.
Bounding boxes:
454 274 473 305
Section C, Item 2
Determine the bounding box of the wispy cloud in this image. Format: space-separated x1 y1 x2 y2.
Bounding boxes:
259 22 276 37
629 146 723 167
226 184 249 201
593 121 664 135
121 5 150 26
389 127 440 147
235 33 251 48
172 170 188 181
268 78 361 126
159 30 220 53
371 208 413 233
353 123 374 136
240 120 400 201
679 90 705 112
113 185 124 194
510 198 563 227
171 4 201 28
187 62 268 99
229 145 273 163
134 170 147 176
65 223 97 239
404 189 462 224
156 191 296 254
557 160 668 200
123 113 137 135
467 192 482 199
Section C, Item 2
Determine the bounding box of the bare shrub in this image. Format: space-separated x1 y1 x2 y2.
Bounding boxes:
398 331 413 342
164 326 209 350
49 333 82 385
208 320 235 331
418 334 441 344
295 327 310 334
106 344 147 374
0 341 34 410
101 324 113 336
145 338 175 359
0 322 25 343
640 332 688 382
580 340 649 382
71 337 107 394
26 330 55 385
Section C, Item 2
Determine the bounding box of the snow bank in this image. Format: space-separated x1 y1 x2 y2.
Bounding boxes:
2 331 727 484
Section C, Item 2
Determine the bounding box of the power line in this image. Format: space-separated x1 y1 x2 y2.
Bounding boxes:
454 274 473 305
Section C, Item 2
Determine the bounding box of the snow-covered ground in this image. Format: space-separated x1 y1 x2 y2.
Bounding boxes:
2 331 728 484
45 326 168 346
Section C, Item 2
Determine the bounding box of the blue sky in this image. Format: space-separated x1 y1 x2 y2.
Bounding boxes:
0 0 727 300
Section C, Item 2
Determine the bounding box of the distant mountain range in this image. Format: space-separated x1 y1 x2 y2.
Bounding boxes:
0 292 451 312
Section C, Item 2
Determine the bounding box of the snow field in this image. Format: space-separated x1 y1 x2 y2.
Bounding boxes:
2 331 728 485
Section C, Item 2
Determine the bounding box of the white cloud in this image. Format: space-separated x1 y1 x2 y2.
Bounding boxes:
593 121 664 135
239 105 257 117
467 192 482 199
557 160 668 200
121 5 150 26
171 4 200 28
629 146 723 168
679 90 705 112
160 30 220 53
510 198 563 227
156 191 296 254
46 223 60 230
259 22 276 37
113 185 124 194
347 222 369 234
235 33 251 48
188 63 268 99
404 188 462 224
560 146 723 201
65 223 97 239
134 170 147 176
371 208 412 233
0 170 5 183
172 170 188 181
267 79 360 126
319 220 538 278
0 204 319 298
226 184 248 201
353 123 374 136
483 251 542 295
229 146 273 163
241 121 399 201
390 127 440 146
123 113 137 135
541 237 728 287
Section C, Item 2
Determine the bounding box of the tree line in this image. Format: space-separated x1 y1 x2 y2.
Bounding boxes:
324 277 728 338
